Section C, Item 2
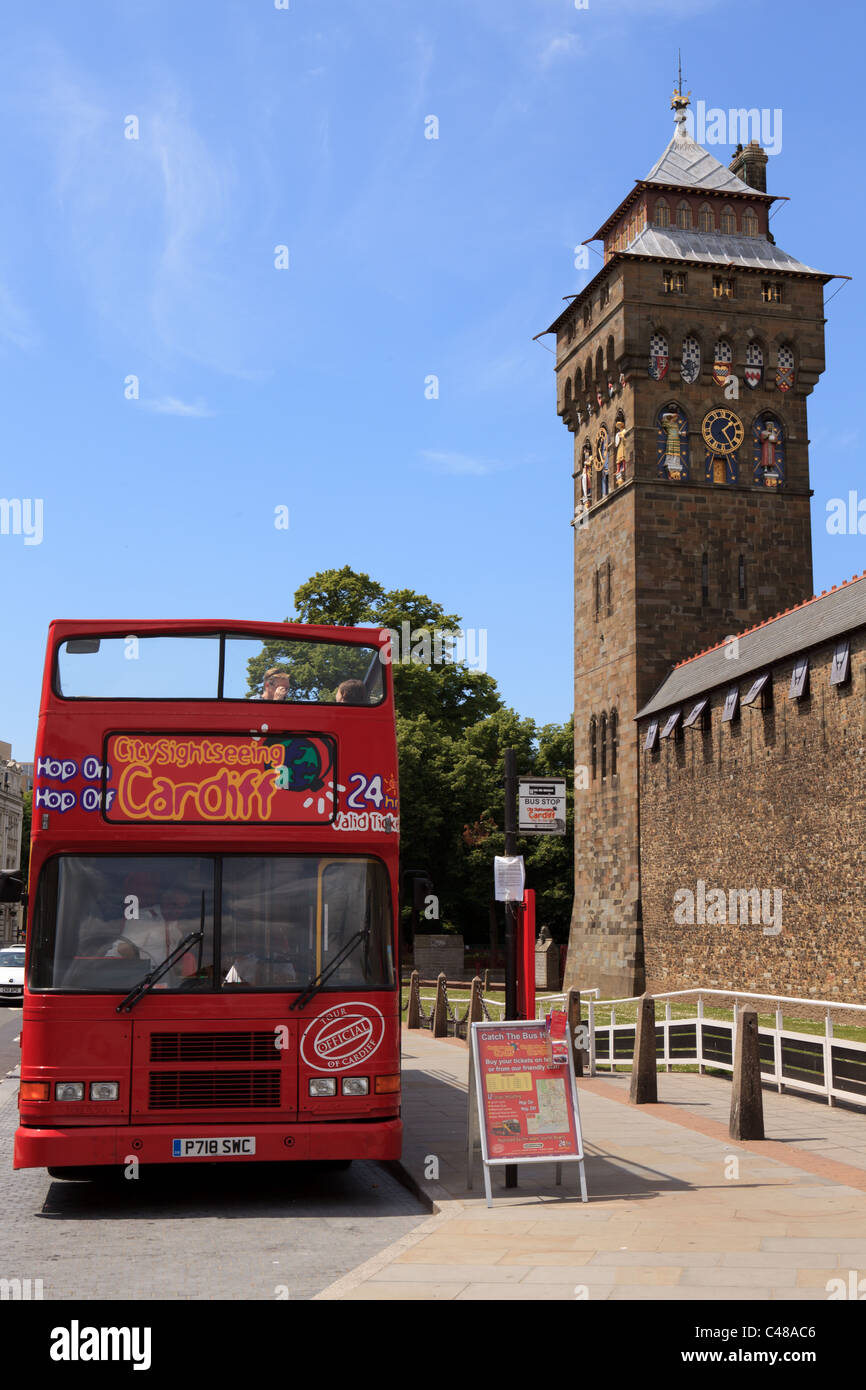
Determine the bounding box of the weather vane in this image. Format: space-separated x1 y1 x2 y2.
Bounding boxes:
671 49 691 116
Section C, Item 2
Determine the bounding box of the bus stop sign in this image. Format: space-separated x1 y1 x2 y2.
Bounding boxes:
517 778 566 835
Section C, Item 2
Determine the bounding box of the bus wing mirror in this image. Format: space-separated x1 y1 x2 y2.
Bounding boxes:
0 873 24 904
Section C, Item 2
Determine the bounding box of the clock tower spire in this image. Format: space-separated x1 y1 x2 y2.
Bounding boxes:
545 85 837 997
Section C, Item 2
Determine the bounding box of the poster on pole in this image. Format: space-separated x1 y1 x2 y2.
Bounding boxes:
493 855 525 902
468 1019 588 1207
518 777 566 835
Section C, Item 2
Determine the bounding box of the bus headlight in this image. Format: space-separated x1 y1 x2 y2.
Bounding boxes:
89 1082 119 1102
341 1077 369 1096
55 1082 85 1102
309 1078 337 1097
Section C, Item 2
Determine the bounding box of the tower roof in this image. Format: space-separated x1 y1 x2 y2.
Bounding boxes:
644 125 758 196
618 223 824 276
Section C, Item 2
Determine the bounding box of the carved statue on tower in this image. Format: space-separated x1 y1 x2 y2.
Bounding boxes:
613 415 632 487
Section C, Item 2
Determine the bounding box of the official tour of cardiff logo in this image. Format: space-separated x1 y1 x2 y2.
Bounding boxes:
300 1001 386 1072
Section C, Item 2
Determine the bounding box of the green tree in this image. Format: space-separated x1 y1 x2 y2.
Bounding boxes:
243 568 574 943
18 789 32 887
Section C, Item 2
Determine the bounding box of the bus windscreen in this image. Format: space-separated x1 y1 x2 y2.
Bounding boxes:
30 854 394 994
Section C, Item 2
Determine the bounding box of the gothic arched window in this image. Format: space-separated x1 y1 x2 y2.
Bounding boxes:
654 198 670 227
606 336 615 372
742 207 759 237
649 332 669 381
738 555 747 607
589 717 597 780
745 342 763 389
698 203 714 232
720 205 737 234
680 335 701 384
776 344 795 392
676 200 692 229
574 366 582 395
610 710 618 777
595 346 604 382
600 713 608 781
713 339 733 385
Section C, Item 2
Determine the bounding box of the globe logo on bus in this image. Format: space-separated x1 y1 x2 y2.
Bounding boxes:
273 737 321 791
301 1002 385 1072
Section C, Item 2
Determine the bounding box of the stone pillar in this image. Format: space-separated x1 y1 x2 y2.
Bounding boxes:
432 972 448 1038
567 987 584 1077
729 1007 765 1140
629 993 658 1104
407 970 421 1029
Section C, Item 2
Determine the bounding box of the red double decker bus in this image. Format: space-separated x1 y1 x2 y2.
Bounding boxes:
13 619 401 1175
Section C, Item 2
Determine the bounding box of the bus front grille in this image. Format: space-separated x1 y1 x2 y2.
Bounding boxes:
148 1070 281 1109
150 1031 278 1062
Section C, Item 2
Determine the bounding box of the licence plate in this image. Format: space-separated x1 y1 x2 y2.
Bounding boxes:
171 1136 256 1158
0 986 19 994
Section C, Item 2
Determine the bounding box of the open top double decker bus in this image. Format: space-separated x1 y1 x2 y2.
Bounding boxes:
13 619 401 1174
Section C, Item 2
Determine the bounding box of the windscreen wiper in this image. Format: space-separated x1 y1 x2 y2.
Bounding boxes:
115 931 203 1013
289 929 366 1012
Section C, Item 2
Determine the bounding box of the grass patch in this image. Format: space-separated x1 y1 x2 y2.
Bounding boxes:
400 987 866 1044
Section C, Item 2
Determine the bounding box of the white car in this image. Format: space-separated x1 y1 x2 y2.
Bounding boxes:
0 946 24 1003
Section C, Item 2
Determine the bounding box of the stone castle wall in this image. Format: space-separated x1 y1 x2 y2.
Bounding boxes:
638 630 866 1002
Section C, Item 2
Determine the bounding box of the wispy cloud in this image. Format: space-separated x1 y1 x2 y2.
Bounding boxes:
0 283 38 352
537 34 582 70
141 396 215 418
7 47 276 379
421 450 497 477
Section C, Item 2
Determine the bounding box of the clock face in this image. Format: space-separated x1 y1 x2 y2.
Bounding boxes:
702 408 744 456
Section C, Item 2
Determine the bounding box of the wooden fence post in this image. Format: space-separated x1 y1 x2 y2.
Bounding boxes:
567 987 584 1078
407 970 421 1029
729 1007 765 1140
432 972 448 1038
629 994 658 1104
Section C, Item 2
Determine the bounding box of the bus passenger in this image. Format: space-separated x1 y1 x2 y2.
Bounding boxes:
260 667 291 701
335 679 368 706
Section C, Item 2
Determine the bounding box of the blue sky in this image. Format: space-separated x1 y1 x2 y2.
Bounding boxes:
1 0 864 759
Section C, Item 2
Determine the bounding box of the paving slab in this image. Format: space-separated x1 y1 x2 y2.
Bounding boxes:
315 1027 866 1302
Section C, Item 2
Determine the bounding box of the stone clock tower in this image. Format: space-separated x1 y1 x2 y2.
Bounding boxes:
544 85 835 997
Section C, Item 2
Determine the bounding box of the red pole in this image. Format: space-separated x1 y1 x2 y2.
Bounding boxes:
520 889 536 1020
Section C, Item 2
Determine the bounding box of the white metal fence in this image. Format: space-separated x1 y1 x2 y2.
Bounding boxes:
534 987 866 1110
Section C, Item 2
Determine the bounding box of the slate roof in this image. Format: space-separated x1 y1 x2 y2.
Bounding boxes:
644 126 757 195
620 224 824 277
636 572 866 721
